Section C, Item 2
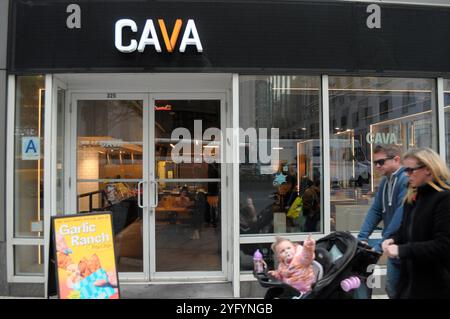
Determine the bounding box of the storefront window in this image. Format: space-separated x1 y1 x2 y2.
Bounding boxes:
14 75 45 238
444 79 450 167
239 76 322 235
329 76 436 232
14 245 44 276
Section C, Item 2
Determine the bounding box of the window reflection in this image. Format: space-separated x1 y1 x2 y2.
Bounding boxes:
155 100 221 180
329 76 436 232
154 100 222 272
77 100 143 181
155 182 221 271
14 245 44 276
14 75 45 238
76 100 144 272
239 76 322 235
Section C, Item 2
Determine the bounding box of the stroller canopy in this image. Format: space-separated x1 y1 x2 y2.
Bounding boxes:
309 231 380 298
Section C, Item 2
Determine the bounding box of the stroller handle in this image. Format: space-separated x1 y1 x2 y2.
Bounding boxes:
253 270 286 289
357 241 383 259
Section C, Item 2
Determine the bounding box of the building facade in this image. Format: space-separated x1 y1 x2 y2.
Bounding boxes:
1 0 450 298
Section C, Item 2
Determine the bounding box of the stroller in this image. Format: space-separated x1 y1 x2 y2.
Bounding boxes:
254 231 381 299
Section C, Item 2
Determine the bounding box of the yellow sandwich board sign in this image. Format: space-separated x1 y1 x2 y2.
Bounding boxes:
51 212 120 299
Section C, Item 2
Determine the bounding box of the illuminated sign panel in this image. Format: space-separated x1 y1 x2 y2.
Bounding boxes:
115 19 203 53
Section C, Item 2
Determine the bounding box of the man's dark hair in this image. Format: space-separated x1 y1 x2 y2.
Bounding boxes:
373 144 402 159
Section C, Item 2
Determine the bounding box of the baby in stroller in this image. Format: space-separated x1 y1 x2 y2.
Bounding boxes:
254 231 381 299
268 235 316 294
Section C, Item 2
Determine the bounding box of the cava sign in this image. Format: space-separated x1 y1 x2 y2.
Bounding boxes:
115 19 203 53
366 132 397 144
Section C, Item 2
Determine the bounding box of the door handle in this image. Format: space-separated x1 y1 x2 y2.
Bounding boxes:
150 180 158 208
137 181 146 208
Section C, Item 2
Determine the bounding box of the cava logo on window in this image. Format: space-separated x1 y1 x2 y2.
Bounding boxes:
115 18 203 53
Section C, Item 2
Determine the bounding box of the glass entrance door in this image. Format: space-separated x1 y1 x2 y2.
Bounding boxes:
73 93 147 279
73 92 227 281
150 95 226 278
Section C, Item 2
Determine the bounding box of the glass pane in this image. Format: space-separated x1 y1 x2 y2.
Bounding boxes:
14 245 44 275
77 100 143 180
155 182 221 271
56 88 66 216
14 75 45 238
445 79 450 167
77 181 143 272
240 243 274 272
155 100 221 179
329 76 436 232
76 99 143 273
77 181 140 212
239 76 322 235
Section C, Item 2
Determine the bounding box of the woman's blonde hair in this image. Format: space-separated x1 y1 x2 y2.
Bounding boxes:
403 147 450 203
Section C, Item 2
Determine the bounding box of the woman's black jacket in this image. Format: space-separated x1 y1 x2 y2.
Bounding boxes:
391 182 450 299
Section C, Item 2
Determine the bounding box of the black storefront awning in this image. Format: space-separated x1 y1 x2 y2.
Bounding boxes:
7 0 450 75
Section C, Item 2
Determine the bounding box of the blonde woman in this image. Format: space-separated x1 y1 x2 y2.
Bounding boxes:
382 147 450 299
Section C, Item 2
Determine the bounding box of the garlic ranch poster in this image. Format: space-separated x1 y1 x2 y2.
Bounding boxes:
53 213 120 299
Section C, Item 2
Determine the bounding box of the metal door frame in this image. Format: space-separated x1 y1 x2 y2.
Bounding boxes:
149 92 228 281
70 92 150 281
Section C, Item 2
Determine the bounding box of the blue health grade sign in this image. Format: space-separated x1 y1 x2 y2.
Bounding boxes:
22 137 40 160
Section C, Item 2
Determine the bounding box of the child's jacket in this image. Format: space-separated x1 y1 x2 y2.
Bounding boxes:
272 243 315 293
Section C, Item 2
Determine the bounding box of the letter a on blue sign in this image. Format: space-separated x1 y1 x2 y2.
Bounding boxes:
22 137 40 160
26 140 37 153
